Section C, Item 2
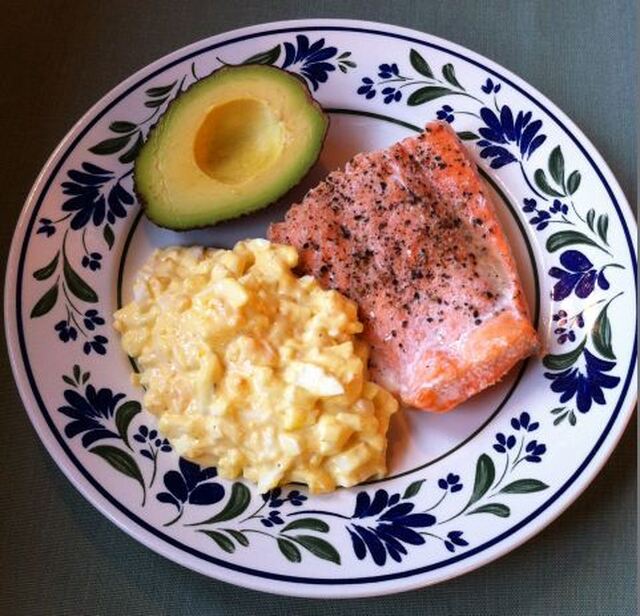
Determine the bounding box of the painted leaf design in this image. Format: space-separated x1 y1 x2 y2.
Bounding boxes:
464 454 495 511
146 83 176 98
109 121 137 134
592 304 615 359
403 479 425 499
596 214 609 245
119 133 144 164
542 337 586 370
89 134 131 156
145 98 167 109
33 252 60 280
586 209 596 231
442 63 463 89
566 170 581 195
243 45 281 65
546 230 603 253
407 86 453 105
409 49 434 78
89 445 145 500
553 412 568 426
534 169 564 198
457 131 479 141
289 535 341 564
115 400 142 449
30 284 58 318
63 253 98 303
224 529 249 546
549 145 565 188
200 530 235 553
277 538 301 562
282 518 329 533
194 482 251 524
103 224 115 250
468 503 510 517
499 479 549 494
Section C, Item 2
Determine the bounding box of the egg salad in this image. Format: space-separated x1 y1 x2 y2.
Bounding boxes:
113 239 398 493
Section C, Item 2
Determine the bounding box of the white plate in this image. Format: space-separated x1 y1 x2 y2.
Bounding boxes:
4 20 637 598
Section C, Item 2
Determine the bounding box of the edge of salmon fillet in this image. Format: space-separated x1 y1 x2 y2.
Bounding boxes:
269 121 539 412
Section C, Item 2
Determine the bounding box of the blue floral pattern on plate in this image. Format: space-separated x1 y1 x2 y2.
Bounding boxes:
29 32 628 563
7 25 636 594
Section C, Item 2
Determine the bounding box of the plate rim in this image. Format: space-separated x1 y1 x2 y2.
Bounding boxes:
4 18 637 598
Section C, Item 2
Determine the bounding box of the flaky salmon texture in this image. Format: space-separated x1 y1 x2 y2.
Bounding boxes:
269 121 539 412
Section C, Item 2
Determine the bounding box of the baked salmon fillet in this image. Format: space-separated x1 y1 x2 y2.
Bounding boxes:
269 121 539 412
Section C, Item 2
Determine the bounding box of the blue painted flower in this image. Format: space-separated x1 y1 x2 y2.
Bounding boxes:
281 35 337 90
554 328 576 345
262 487 307 508
106 181 134 224
381 86 402 104
552 310 584 344
510 411 539 433
156 458 223 511
348 489 436 565
261 510 284 528
262 487 285 508
357 77 377 99
549 250 609 301
529 209 551 230
37 217 56 237
524 440 547 463
81 252 102 271
481 78 501 94
437 473 463 493
134 425 171 458
55 320 77 343
444 530 469 553
436 104 454 123
545 349 620 413
523 197 552 229
523 198 569 230
549 199 569 215
477 106 546 169
61 162 133 230
83 309 105 331
83 335 108 356
553 309 586 345
57 384 124 447
286 489 307 506
493 432 516 453
378 63 400 78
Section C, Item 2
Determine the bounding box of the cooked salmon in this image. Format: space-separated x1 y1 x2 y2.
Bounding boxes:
269 121 539 412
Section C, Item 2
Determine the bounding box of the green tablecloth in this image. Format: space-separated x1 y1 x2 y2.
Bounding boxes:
1 1 636 614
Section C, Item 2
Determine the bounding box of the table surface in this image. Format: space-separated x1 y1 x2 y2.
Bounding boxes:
1 1 636 614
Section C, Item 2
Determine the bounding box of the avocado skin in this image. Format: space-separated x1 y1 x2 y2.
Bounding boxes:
133 64 329 231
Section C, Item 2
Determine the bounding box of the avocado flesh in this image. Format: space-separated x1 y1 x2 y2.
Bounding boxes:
134 65 328 229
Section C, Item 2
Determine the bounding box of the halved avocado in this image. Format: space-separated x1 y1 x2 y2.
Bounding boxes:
134 64 328 229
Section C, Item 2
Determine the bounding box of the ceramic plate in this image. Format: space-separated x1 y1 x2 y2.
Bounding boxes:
4 20 637 598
